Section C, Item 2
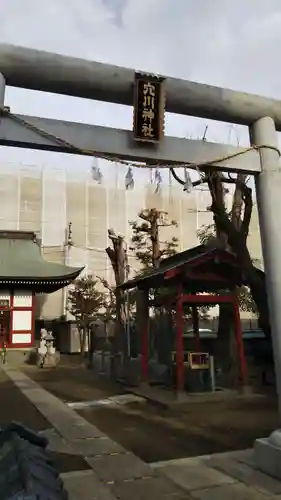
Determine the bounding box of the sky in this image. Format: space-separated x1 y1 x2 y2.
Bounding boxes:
0 0 281 185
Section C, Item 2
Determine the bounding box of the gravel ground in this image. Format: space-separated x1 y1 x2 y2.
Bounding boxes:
0 368 90 473
24 355 279 464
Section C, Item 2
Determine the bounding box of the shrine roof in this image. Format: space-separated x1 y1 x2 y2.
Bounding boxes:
120 244 263 293
0 231 83 291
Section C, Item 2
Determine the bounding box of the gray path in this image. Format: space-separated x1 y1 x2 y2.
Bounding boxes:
3 365 281 499
2 366 187 499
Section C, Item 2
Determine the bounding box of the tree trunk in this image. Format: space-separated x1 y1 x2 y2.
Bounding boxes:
79 325 87 359
215 301 239 388
212 204 271 337
110 288 128 380
106 237 128 378
248 274 269 336
115 288 128 358
87 328 94 367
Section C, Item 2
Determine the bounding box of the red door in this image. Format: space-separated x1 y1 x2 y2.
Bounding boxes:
0 310 10 346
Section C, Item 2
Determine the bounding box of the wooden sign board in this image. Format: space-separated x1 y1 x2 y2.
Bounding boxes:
0 299 9 308
188 352 210 370
133 72 165 143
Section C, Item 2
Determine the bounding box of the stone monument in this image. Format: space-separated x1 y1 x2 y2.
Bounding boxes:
37 329 60 368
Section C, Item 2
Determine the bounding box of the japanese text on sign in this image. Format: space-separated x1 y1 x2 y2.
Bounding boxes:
133 73 165 143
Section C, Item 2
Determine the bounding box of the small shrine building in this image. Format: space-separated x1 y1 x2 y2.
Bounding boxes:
0 230 83 349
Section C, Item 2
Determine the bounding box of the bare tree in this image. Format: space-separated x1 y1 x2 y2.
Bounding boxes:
105 230 128 369
170 167 269 337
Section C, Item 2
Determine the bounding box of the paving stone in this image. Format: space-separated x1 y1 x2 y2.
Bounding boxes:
47 415 105 440
208 457 281 495
158 462 235 492
202 449 254 466
231 450 255 466
72 436 125 457
87 452 154 483
191 483 271 500
61 470 117 500
22 387 51 405
111 476 189 500
39 428 78 455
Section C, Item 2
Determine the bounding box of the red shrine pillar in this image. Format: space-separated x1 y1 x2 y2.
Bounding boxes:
233 295 247 386
136 289 149 382
176 284 184 392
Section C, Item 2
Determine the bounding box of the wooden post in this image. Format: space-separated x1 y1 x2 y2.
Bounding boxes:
136 289 149 382
192 304 201 351
233 296 247 387
176 285 184 392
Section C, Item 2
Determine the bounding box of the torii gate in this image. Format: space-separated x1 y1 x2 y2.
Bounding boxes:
0 44 280 476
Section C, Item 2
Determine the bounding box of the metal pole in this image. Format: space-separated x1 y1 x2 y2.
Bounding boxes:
63 223 72 319
2 44 281 129
124 244 131 358
250 116 281 416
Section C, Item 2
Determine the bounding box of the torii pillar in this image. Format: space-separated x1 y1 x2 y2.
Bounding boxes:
251 116 281 477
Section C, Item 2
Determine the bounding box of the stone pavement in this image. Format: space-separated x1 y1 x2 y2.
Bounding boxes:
3 364 281 499
2 366 187 499
152 449 281 499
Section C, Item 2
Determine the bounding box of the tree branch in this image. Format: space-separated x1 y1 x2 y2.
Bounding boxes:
241 184 253 242
170 167 243 188
106 246 115 262
231 173 246 230
96 275 114 292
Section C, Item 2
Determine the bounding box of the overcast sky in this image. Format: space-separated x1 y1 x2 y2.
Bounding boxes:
0 0 281 183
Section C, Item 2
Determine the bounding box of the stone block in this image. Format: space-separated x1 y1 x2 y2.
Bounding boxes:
87 452 154 483
36 351 60 368
61 470 116 500
158 462 235 492
191 482 270 500
72 436 125 457
40 428 77 455
49 414 104 441
254 437 281 481
111 476 187 500
209 456 281 495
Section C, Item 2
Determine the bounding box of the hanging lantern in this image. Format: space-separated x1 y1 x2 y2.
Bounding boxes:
183 168 193 193
125 167 134 190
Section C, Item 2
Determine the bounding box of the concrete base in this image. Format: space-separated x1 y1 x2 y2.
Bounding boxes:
176 391 188 402
255 433 281 479
239 385 254 396
36 351 60 368
5 348 35 366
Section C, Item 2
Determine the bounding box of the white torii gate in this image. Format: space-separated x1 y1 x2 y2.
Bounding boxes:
0 43 280 477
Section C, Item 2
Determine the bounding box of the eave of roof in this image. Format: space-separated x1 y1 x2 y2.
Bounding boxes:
119 245 264 291
0 232 83 282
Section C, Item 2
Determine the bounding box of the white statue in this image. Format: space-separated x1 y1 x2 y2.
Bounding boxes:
37 327 59 368
38 344 47 367
37 329 53 365
46 331 55 355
